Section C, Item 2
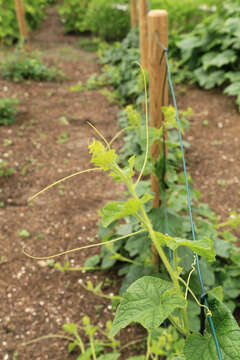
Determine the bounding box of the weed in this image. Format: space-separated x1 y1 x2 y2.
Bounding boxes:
0 160 14 177
3 139 13 147
59 116 69 125
57 132 69 144
99 89 121 104
78 38 100 52
0 98 19 126
19 229 30 238
0 50 64 82
69 82 85 92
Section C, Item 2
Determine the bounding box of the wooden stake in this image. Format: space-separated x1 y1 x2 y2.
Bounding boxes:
139 0 148 71
139 0 149 113
14 0 29 50
148 10 168 208
130 0 138 28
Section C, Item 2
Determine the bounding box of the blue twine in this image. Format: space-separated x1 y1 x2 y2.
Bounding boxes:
155 32 223 360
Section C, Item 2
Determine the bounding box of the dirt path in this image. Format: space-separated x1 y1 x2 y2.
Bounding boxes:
0 7 129 360
178 86 240 222
0 6 240 360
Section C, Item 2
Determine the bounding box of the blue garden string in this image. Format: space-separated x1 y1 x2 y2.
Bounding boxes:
155 31 223 360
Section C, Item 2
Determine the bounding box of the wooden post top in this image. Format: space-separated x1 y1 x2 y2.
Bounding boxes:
148 9 168 17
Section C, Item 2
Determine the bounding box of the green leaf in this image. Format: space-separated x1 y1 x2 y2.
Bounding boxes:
119 264 153 295
224 82 240 96
68 341 78 353
111 276 186 337
89 140 117 170
177 36 199 61
126 357 145 360
209 286 223 302
63 323 78 335
184 296 240 360
19 229 30 238
194 68 225 89
97 353 120 360
99 198 142 227
202 50 236 70
225 72 240 83
199 258 215 287
84 255 100 268
155 232 216 262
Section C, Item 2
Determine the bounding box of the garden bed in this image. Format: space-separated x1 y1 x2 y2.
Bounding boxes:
0 6 239 360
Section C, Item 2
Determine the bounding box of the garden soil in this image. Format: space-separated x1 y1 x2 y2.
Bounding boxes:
0 7 239 360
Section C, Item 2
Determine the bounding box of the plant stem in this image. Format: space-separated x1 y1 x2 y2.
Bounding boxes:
146 331 152 360
90 334 97 360
75 332 85 354
115 165 190 335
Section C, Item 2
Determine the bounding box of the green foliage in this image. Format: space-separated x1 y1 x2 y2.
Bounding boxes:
111 276 186 337
184 295 240 359
0 0 50 45
78 37 100 52
0 50 64 82
82 123 240 356
85 0 130 41
98 27 141 104
151 0 224 35
0 97 18 125
62 316 143 359
19 229 30 238
174 1 240 108
58 0 130 41
58 0 89 34
0 160 14 177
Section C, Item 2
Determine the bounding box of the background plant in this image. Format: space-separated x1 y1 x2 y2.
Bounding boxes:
58 0 130 41
0 49 64 82
0 160 14 177
0 97 19 125
85 0 130 41
0 0 50 45
173 1 240 109
57 0 89 34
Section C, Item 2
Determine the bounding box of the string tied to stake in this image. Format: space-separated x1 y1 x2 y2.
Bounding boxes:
154 29 223 360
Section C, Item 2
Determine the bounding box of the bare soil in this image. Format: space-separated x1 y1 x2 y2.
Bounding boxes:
0 7 239 360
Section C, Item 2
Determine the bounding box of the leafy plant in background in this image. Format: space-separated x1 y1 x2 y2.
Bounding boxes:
90 104 240 317
0 160 14 177
65 116 239 358
85 0 130 41
57 0 89 34
0 49 64 82
173 1 240 108
0 0 50 45
58 0 130 41
97 27 141 104
63 317 121 360
0 97 18 125
27 100 240 358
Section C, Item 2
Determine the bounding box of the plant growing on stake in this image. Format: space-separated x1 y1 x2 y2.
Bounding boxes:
24 68 240 359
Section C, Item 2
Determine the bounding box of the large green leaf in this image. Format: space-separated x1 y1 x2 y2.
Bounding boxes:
194 68 225 89
155 232 215 262
111 276 186 337
100 194 152 227
184 296 240 359
202 50 236 70
99 199 141 227
224 82 240 96
97 353 120 360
